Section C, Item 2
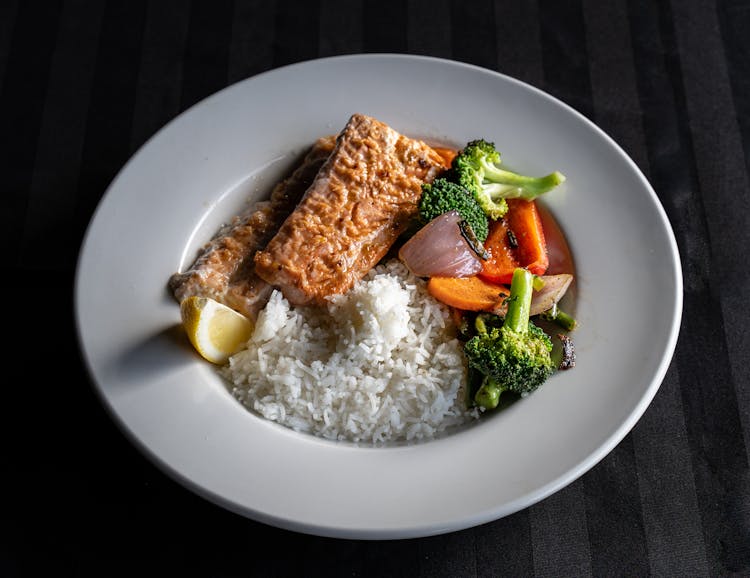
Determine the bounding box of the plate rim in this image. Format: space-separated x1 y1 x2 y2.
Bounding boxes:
74 53 684 539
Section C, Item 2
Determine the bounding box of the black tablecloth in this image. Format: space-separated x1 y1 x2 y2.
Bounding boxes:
4 1 749 576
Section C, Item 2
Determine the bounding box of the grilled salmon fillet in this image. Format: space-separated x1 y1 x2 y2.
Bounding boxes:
254 113 448 305
168 135 336 319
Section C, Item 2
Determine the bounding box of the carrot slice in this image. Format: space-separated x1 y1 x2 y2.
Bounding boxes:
427 275 509 312
431 146 458 168
508 199 548 275
477 218 519 285
478 199 549 284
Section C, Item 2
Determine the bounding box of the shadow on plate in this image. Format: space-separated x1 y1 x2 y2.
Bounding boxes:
106 323 194 389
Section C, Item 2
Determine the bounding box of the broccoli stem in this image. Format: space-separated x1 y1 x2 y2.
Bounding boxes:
480 159 566 199
540 303 578 331
474 376 504 409
503 268 534 334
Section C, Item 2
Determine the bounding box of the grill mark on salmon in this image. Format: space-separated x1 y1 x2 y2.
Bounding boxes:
168 135 336 319
253 114 448 306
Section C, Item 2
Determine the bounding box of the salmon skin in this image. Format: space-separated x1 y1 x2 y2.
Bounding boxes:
254 113 448 306
168 135 336 319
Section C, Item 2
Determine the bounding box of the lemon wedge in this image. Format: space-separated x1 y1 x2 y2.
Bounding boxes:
180 296 253 364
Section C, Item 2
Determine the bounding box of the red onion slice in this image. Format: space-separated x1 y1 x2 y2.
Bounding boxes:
490 273 574 316
398 210 483 278
529 274 574 316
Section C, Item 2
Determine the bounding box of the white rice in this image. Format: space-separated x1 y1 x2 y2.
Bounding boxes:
221 259 479 444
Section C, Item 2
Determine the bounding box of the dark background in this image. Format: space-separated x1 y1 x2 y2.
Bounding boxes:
3 0 749 576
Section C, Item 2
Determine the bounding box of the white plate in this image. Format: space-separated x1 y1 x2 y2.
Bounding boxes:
75 54 682 539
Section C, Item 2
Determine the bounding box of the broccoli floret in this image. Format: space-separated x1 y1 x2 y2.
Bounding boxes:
451 139 566 220
418 178 489 242
464 268 555 409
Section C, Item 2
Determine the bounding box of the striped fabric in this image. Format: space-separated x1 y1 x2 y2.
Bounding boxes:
3 1 748 576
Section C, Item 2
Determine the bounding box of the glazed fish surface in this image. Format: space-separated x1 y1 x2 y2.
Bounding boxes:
168 135 336 319
254 113 448 305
